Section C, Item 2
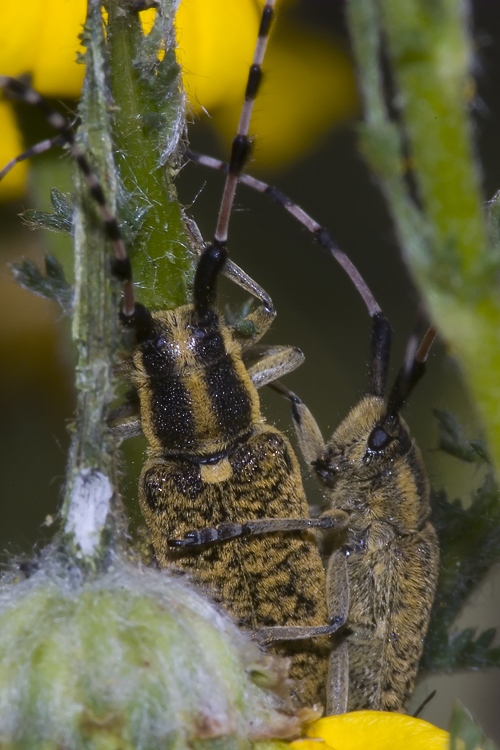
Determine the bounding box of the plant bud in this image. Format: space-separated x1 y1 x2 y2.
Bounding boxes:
0 552 299 749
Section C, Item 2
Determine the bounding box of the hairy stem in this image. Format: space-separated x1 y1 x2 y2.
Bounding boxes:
62 0 193 564
347 0 500 475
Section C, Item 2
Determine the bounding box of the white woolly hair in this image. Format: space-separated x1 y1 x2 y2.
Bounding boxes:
0 551 297 749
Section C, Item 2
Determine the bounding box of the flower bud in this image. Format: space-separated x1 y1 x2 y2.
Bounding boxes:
0 552 299 749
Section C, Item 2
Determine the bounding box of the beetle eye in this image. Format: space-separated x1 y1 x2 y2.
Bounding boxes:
367 427 393 452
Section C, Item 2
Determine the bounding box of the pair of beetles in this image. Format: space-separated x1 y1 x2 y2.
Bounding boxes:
0 0 439 717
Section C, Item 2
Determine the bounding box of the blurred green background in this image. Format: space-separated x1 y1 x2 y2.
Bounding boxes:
0 0 499 739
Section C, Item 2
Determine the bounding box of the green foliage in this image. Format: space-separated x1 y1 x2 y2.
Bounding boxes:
9 254 72 314
346 0 500 480
422 410 500 673
105 0 195 311
21 187 73 234
433 408 490 464
449 702 498 750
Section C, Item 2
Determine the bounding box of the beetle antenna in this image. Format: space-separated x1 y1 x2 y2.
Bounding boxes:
194 1 277 318
0 75 141 323
387 325 437 416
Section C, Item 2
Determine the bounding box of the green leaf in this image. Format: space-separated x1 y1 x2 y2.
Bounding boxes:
434 408 489 464
422 413 500 673
10 255 72 314
21 188 73 234
449 702 498 750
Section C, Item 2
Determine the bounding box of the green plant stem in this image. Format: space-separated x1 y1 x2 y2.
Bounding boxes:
61 0 122 565
347 0 500 476
106 0 193 310
61 0 193 564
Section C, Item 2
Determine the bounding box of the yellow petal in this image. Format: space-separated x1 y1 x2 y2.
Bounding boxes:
211 18 358 168
0 0 357 197
175 0 260 113
176 0 357 168
32 0 86 95
139 7 157 36
290 712 450 750
0 102 27 200
0 0 85 96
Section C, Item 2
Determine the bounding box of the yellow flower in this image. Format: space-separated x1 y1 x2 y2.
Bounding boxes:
0 0 87 198
175 1 357 168
291 712 452 750
0 0 357 200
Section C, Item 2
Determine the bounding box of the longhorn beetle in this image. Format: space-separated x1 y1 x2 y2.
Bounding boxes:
0 0 362 708
170 85 440 720
1 0 438 713
270 322 439 714
176 118 440 713
175 308 439 714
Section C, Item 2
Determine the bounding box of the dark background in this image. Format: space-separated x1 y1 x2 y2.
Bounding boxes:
0 0 499 738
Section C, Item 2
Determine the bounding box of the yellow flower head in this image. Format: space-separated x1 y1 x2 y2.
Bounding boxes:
291 712 452 750
0 0 357 199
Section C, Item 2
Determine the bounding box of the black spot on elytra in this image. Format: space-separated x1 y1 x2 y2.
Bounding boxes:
295 591 318 617
204 358 252 438
150 379 197 450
